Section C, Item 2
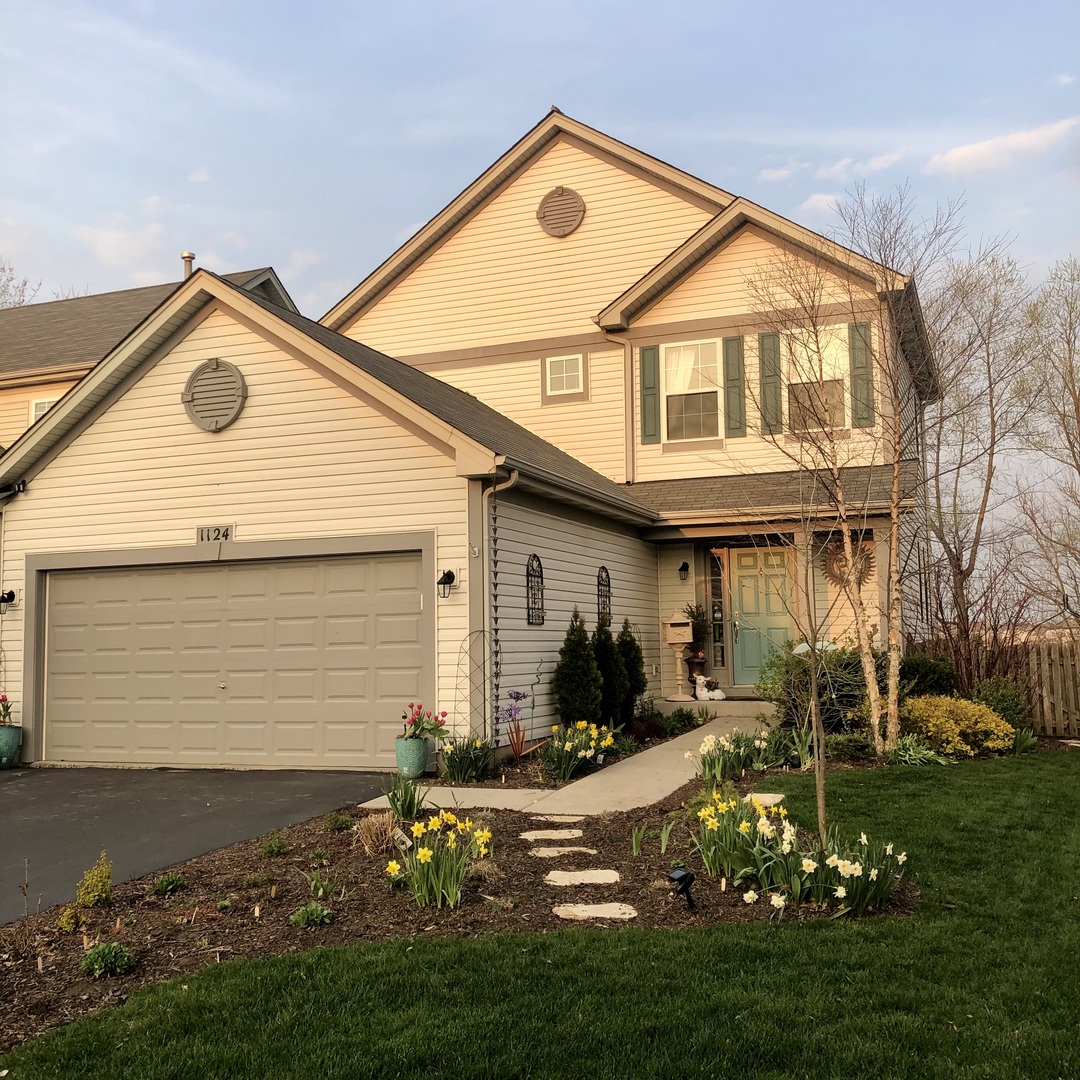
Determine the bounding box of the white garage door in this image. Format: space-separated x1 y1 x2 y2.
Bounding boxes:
43 552 426 768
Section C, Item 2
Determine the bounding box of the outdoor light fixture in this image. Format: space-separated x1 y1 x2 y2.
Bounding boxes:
0 590 14 615
678 561 690 581
437 570 456 599
667 867 696 909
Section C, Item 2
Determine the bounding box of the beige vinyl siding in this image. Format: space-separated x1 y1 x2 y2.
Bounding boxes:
343 138 711 357
0 382 78 447
493 492 659 740
1 308 472 733
415 347 627 481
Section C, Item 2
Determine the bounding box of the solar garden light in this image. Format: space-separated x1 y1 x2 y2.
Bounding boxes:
667 867 696 909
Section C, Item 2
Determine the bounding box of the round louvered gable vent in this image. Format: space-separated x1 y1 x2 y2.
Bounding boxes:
537 187 585 237
182 358 247 432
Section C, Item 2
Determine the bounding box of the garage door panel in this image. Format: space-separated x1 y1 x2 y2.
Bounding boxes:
44 552 426 767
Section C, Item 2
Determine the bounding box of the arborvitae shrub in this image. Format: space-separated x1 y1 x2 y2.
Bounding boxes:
551 607 602 725
592 614 629 728
900 653 955 697
616 619 648 725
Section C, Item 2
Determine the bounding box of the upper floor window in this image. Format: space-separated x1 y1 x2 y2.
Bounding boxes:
526 554 545 625
30 399 58 424
664 342 719 440
541 354 588 405
788 380 845 432
597 566 611 622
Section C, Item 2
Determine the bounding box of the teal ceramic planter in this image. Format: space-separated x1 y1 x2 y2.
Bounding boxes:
395 737 431 778
0 725 22 769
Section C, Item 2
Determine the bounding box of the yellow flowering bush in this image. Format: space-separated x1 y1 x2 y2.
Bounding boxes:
541 721 616 782
440 734 495 783
386 809 493 908
689 793 907 916
902 695 1014 757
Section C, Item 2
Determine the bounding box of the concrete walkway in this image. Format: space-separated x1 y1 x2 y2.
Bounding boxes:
361 703 770 816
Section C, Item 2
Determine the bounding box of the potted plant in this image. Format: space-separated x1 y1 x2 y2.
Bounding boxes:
0 694 21 769
682 603 710 686
396 702 447 778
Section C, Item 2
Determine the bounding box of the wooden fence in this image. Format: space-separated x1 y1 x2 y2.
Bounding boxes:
1025 641 1080 737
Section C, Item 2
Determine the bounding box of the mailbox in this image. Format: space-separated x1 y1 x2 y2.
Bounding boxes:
663 613 694 645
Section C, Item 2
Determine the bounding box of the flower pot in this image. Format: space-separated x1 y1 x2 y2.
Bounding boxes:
395 736 431 778
685 655 707 687
0 724 22 769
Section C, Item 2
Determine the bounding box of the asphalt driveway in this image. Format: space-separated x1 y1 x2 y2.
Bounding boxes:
0 767 388 925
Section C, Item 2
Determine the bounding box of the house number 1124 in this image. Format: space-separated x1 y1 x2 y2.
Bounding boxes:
197 524 234 543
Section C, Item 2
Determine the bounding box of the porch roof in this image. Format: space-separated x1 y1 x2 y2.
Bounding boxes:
628 462 921 521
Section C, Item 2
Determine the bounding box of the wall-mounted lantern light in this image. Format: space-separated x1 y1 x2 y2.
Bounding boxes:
678 561 690 582
0 590 15 615
437 570 456 599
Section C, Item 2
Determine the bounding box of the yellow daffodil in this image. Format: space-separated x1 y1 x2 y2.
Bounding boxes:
738 821 751 834
446 833 457 850
411 822 426 837
478 844 489 857
551 725 559 733
576 721 588 730
778 807 788 818
417 847 432 863
386 860 401 876
443 812 458 824
706 819 719 831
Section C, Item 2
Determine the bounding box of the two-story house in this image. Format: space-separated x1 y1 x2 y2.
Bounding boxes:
0 112 934 771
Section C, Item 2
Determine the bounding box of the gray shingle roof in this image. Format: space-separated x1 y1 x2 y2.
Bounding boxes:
227 278 658 522
628 462 920 517
0 269 270 377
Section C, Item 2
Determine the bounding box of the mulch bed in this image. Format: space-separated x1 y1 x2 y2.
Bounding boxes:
0 776 919 1055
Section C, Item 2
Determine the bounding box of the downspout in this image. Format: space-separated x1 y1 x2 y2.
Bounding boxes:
482 467 519 740
597 324 635 484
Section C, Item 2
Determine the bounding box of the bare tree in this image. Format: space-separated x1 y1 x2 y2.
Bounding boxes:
0 258 38 308
742 185 967 756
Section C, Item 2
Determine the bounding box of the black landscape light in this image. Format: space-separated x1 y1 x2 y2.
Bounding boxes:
667 867 696 909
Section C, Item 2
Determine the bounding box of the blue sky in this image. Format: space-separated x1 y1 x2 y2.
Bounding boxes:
1 0 1077 316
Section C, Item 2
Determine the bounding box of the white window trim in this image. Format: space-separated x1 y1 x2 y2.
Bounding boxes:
661 338 723 444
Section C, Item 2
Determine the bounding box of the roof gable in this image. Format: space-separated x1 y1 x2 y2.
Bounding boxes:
322 109 735 333
0 271 655 524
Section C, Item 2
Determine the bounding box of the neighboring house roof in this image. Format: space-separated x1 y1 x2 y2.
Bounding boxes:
630 462 921 522
321 108 735 332
0 268 296 382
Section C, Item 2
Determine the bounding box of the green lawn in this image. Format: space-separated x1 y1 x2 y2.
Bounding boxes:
4 752 1079 1079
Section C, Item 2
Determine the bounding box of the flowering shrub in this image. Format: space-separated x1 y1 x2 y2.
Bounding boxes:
441 735 495 783
902 695 1014 757
386 809 492 908
690 793 907 916
401 703 448 741
541 721 616 782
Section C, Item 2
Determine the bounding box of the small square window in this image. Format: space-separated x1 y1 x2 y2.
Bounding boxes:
788 380 844 432
30 399 58 424
545 355 582 396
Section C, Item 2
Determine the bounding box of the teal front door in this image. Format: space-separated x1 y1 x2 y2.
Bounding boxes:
731 548 793 685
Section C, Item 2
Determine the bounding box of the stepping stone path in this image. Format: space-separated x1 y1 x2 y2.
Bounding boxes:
519 817 638 923
744 792 785 807
529 846 598 858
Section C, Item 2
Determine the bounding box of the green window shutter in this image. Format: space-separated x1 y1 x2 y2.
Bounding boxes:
759 333 782 435
640 345 660 444
849 322 875 428
723 336 746 438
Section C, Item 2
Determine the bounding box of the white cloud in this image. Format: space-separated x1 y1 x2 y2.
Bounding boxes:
816 149 907 182
282 249 319 279
72 222 166 271
925 117 1080 174
393 220 427 246
188 168 211 183
798 193 840 216
757 162 805 183
1054 74 1076 87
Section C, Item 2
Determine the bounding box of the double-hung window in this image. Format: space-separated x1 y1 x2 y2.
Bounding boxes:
664 341 719 441
785 325 850 433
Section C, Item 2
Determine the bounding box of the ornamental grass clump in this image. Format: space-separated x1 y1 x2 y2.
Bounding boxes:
387 809 492 909
541 721 615 782
689 792 907 916
902 695 1014 757
440 734 495 782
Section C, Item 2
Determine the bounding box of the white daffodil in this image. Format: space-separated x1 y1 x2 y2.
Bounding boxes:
835 886 847 899
801 858 818 874
886 843 894 856
743 890 759 904
897 852 907 864
859 832 868 846
869 868 879 881
769 893 786 910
